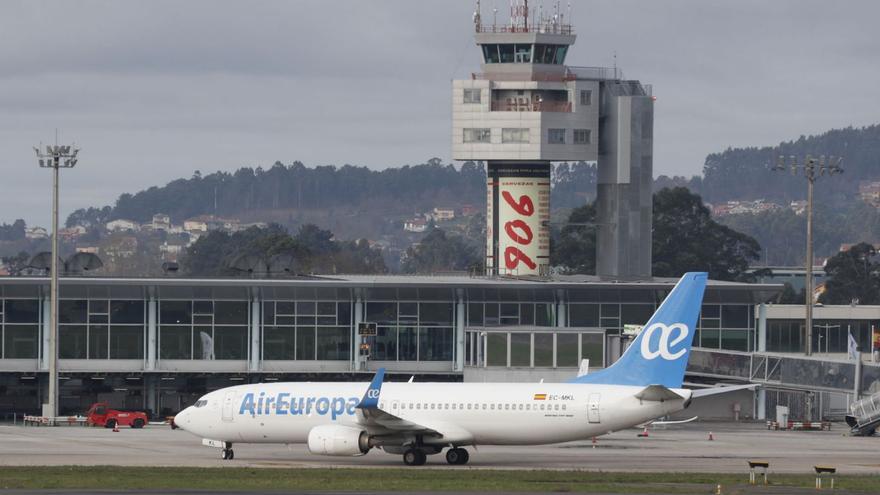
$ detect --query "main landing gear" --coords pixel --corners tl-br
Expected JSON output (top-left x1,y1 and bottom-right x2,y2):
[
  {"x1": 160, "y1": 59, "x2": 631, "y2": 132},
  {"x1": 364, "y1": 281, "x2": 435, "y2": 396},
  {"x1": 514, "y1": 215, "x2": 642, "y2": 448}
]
[
  {"x1": 403, "y1": 448, "x2": 427, "y2": 466},
  {"x1": 445, "y1": 447, "x2": 469, "y2": 465},
  {"x1": 221, "y1": 447, "x2": 235, "y2": 460}
]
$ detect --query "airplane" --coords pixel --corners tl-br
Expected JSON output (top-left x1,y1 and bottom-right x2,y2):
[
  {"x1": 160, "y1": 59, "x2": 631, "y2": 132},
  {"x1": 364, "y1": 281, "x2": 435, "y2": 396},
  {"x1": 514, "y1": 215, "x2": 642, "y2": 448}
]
[{"x1": 174, "y1": 272, "x2": 756, "y2": 466}]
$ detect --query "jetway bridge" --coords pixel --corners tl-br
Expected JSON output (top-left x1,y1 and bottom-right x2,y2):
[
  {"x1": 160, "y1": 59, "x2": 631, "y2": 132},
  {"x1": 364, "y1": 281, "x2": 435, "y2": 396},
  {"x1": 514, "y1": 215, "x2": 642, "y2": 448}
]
[
  {"x1": 687, "y1": 348, "x2": 880, "y2": 396},
  {"x1": 687, "y1": 348, "x2": 880, "y2": 421}
]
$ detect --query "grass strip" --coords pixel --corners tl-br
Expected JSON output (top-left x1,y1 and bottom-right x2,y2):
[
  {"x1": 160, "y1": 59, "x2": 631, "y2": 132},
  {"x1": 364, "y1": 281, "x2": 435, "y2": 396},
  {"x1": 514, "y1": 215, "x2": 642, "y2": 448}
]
[{"x1": 0, "y1": 467, "x2": 878, "y2": 493}]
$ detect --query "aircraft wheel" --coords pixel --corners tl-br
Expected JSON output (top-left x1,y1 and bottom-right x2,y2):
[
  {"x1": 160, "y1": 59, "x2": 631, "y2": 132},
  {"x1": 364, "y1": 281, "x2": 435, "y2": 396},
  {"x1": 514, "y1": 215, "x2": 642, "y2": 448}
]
[
  {"x1": 221, "y1": 448, "x2": 234, "y2": 460},
  {"x1": 403, "y1": 449, "x2": 426, "y2": 466},
  {"x1": 228, "y1": 449, "x2": 235, "y2": 460},
  {"x1": 446, "y1": 448, "x2": 469, "y2": 465}
]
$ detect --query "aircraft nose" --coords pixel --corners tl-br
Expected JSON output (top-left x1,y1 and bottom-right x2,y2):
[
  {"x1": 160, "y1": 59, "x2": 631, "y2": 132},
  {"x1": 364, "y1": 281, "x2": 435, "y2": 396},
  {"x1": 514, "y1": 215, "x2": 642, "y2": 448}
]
[{"x1": 174, "y1": 407, "x2": 192, "y2": 430}]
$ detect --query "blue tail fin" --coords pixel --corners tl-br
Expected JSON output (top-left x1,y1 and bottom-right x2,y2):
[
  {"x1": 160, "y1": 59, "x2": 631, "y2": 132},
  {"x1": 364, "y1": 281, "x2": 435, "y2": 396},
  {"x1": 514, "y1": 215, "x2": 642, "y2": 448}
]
[{"x1": 570, "y1": 272, "x2": 707, "y2": 388}]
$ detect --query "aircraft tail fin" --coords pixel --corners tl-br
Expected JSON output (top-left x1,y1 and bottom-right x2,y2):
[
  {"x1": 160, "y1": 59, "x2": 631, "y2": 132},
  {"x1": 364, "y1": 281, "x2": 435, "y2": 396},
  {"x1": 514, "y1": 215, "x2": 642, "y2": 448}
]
[{"x1": 570, "y1": 272, "x2": 707, "y2": 389}]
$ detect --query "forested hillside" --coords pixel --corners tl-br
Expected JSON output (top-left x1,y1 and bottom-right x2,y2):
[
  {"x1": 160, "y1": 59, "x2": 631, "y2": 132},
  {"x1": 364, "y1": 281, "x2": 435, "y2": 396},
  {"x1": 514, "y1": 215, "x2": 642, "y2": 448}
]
[
  {"x1": 701, "y1": 125, "x2": 880, "y2": 204},
  {"x1": 65, "y1": 160, "x2": 599, "y2": 241}
]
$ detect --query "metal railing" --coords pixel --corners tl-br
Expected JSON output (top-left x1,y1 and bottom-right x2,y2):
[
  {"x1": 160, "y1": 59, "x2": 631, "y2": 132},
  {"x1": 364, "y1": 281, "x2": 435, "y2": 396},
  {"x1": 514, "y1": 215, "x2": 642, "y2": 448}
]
[
  {"x1": 476, "y1": 23, "x2": 574, "y2": 35},
  {"x1": 566, "y1": 66, "x2": 624, "y2": 81},
  {"x1": 490, "y1": 100, "x2": 572, "y2": 112}
]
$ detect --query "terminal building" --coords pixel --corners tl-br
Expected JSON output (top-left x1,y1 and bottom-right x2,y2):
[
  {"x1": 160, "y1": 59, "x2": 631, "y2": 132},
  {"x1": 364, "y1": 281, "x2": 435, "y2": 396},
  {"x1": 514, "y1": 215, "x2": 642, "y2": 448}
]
[{"x1": 0, "y1": 275, "x2": 780, "y2": 418}]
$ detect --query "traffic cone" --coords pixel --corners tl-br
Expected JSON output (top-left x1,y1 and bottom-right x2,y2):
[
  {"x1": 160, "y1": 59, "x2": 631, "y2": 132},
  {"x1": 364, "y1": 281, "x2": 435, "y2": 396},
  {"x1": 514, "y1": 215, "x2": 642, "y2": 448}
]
[
  {"x1": 592, "y1": 437, "x2": 597, "y2": 448},
  {"x1": 637, "y1": 427, "x2": 649, "y2": 437},
  {"x1": 112, "y1": 422, "x2": 119, "y2": 433},
  {"x1": 708, "y1": 431, "x2": 714, "y2": 441}
]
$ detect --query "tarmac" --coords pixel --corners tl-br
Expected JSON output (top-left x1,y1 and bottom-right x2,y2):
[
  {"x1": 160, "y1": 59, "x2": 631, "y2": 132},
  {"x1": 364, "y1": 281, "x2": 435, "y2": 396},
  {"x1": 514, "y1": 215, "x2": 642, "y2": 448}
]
[{"x1": 0, "y1": 420, "x2": 878, "y2": 474}]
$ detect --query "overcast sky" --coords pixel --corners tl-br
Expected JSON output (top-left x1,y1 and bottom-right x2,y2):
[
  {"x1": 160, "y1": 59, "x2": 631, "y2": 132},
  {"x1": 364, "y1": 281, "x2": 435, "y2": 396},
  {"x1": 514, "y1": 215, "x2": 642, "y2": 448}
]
[{"x1": 1, "y1": 0, "x2": 878, "y2": 226}]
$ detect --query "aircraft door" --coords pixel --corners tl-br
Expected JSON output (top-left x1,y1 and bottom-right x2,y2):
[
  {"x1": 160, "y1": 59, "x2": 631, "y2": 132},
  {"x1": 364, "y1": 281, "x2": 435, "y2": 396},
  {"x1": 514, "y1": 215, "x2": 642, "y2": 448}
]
[
  {"x1": 587, "y1": 393, "x2": 600, "y2": 424},
  {"x1": 221, "y1": 391, "x2": 236, "y2": 422}
]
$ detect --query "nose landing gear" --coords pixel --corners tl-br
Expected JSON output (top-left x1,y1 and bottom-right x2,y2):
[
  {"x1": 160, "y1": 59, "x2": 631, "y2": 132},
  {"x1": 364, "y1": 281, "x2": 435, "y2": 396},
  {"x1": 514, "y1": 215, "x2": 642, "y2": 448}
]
[{"x1": 221, "y1": 447, "x2": 235, "y2": 460}]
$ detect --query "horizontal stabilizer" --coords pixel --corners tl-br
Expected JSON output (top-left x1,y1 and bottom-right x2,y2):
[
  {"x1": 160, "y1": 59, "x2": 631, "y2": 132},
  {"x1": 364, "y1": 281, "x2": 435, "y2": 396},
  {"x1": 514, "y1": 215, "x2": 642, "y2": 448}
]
[
  {"x1": 635, "y1": 384, "x2": 686, "y2": 402},
  {"x1": 691, "y1": 383, "x2": 759, "y2": 399}
]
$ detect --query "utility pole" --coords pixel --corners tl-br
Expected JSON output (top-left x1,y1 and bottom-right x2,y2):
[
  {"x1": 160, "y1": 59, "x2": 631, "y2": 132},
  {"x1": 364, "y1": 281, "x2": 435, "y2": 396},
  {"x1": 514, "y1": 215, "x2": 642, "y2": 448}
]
[
  {"x1": 773, "y1": 155, "x2": 842, "y2": 356},
  {"x1": 34, "y1": 143, "x2": 79, "y2": 421}
]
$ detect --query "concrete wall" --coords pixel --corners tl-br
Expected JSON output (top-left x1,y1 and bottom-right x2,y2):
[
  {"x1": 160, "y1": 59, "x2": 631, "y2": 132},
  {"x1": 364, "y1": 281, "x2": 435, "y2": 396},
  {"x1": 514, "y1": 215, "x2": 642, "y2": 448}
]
[
  {"x1": 670, "y1": 389, "x2": 756, "y2": 421},
  {"x1": 596, "y1": 86, "x2": 654, "y2": 280},
  {"x1": 452, "y1": 79, "x2": 599, "y2": 161}
]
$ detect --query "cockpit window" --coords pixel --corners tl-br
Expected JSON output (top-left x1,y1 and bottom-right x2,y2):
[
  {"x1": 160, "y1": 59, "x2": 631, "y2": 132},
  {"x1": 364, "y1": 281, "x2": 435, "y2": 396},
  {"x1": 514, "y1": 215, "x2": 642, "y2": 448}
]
[{"x1": 194, "y1": 399, "x2": 208, "y2": 408}]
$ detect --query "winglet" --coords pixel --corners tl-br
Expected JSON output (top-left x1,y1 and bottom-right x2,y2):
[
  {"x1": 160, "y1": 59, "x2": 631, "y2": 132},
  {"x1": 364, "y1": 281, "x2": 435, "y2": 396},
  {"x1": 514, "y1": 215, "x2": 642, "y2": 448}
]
[{"x1": 356, "y1": 368, "x2": 385, "y2": 409}]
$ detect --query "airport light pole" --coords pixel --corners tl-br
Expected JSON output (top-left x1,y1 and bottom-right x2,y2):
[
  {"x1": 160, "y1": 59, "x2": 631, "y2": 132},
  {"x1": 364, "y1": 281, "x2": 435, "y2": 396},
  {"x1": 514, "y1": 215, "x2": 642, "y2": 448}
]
[
  {"x1": 34, "y1": 143, "x2": 79, "y2": 420},
  {"x1": 773, "y1": 155, "x2": 842, "y2": 356}
]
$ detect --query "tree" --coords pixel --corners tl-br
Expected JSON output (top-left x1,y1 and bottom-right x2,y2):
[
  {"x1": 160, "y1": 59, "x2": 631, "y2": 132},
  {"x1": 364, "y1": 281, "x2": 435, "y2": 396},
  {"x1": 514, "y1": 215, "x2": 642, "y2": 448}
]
[
  {"x1": 0, "y1": 219, "x2": 26, "y2": 241},
  {"x1": 819, "y1": 243, "x2": 880, "y2": 305},
  {"x1": 402, "y1": 228, "x2": 481, "y2": 274},
  {"x1": 180, "y1": 223, "x2": 386, "y2": 276},
  {"x1": 551, "y1": 203, "x2": 597, "y2": 274},
  {"x1": 0, "y1": 251, "x2": 30, "y2": 275},
  {"x1": 652, "y1": 188, "x2": 761, "y2": 281}
]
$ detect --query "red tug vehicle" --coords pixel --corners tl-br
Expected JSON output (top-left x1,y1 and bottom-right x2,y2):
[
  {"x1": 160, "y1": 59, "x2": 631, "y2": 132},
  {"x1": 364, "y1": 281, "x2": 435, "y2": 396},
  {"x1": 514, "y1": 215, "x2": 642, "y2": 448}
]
[{"x1": 86, "y1": 402, "x2": 148, "y2": 429}]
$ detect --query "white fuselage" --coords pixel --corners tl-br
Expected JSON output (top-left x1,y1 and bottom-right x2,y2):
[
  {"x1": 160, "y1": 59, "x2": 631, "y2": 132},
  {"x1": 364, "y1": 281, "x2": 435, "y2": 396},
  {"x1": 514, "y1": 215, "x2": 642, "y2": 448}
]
[{"x1": 175, "y1": 381, "x2": 691, "y2": 447}]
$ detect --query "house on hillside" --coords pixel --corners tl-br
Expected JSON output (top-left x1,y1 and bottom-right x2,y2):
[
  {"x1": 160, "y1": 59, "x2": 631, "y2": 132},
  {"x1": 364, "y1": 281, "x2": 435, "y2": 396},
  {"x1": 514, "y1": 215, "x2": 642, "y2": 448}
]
[
  {"x1": 790, "y1": 200, "x2": 807, "y2": 216},
  {"x1": 184, "y1": 218, "x2": 209, "y2": 233},
  {"x1": 58, "y1": 226, "x2": 86, "y2": 241},
  {"x1": 151, "y1": 213, "x2": 171, "y2": 231},
  {"x1": 25, "y1": 227, "x2": 48, "y2": 240},
  {"x1": 432, "y1": 207, "x2": 455, "y2": 222},
  {"x1": 858, "y1": 181, "x2": 880, "y2": 208},
  {"x1": 404, "y1": 218, "x2": 428, "y2": 233},
  {"x1": 106, "y1": 219, "x2": 139, "y2": 232},
  {"x1": 104, "y1": 236, "x2": 138, "y2": 258},
  {"x1": 460, "y1": 204, "x2": 480, "y2": 217},
  {"x1": 76, "y1": 246, "x2": 99, "y2": 254}
]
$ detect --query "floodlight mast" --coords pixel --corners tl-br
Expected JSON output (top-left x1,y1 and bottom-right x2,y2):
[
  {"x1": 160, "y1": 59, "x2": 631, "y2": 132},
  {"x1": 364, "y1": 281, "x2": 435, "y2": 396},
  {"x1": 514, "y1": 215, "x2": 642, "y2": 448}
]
[
  {"x1": 772, "y1": 154, "x2": 842, "y2": 357},
  {"x1": 34, "y1": 143, "x2": 79, "y2": 422}
]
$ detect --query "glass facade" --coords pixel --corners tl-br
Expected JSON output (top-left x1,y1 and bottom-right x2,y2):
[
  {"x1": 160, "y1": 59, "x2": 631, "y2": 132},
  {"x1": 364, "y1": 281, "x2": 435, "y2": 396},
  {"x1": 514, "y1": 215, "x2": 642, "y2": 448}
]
[
  {"x1": 480, "y1": 44, "x2": 568, "y2": 64},
  {"x1": 0, "y1": 281, "x2": 768, "y2": 371},
  {"x1": 767, "y1": 319, "x2": 878, "y2": 353},
  {"x1": 159, "y1": 300, "x2": 248, "y2": 360},
  {"x1": 59, "y1": 299, "x2": 145, "y2": 359},
  {"x1": 364, "y1": 288, "x2": 454, "y2": 362},
  {"x1": 262, "y1": 299, "x2": 351, "y2": 361},
  {"x1": 465, "y1": 329, "x2": 604, "y2": 369},
  {"x1": 1, "y1": 299, "x2": 40, "y2": 359}
]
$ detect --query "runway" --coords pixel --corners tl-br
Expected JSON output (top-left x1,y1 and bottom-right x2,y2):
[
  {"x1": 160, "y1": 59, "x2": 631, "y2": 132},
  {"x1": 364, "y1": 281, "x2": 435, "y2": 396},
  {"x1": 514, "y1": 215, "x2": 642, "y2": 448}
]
[{"x1": 1, "y1": 421, "x2": 878, "y2": 474}]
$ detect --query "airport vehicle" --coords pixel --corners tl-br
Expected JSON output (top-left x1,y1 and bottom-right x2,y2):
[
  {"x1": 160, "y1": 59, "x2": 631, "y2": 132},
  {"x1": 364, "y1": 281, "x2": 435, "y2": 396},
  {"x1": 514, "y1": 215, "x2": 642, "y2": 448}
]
[
  {"x1": 86, "y1": 402, "x2": 148, "y2": 429},
  {"x1": 846, "y1": 390, "x2": 880, "y2": 436},
  {"x1": 174, "y1": 272, "x2": 755, "y2": 465}
]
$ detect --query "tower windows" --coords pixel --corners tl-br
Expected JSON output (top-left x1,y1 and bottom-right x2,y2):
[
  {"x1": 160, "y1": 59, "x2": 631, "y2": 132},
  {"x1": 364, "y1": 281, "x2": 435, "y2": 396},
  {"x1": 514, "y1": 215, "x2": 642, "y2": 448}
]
[
  {"x1": 501, "y1": 128, "x2": 529, "y2": 143},
  {"x1": 547, "y1": 128, "x2": 566, "y2": 144},
  {"x1": 580, "y1": 90, "x2": 592, "y2": 106},
  {"x1": 574, "y1": 129, "x2": 591, "y2": 145},
  {"x1": 480, "y1": 44, "x2": 566, "y2": 64},
  {"x1": 463, "y1": 128, "x2": 491, "y2": 143},
  {"x1": 463, "y1": 89, "x2": 481, "y2": 104}
]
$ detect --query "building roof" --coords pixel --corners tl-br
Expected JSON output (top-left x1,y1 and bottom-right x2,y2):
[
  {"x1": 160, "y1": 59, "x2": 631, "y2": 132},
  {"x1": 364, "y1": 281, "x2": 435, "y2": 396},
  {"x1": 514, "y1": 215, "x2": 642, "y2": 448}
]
[{"x1": 0, "y1": 274, "x2": 782, "y2": 303}]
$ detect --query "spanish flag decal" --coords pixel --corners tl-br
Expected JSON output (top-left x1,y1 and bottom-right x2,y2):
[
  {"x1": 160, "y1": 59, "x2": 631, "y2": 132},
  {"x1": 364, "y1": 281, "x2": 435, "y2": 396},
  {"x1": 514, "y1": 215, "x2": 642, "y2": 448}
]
[{"x1": 533, "y1": 393, "x2": 547, "y2": 401}]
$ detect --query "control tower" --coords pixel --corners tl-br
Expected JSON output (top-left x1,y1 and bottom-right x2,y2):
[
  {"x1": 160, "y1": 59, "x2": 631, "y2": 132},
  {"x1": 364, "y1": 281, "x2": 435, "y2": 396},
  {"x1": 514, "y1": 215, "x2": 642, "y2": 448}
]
[{"x1": 452, "y1": 1, "x2": 654, "y2": 279}]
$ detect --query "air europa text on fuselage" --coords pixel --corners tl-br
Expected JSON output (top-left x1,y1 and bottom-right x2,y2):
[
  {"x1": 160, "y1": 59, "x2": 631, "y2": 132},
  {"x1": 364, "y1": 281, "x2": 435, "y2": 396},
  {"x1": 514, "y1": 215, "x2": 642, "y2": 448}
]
[{"x1": 238, "y1": 392, "x2": 360, "y2": 420}]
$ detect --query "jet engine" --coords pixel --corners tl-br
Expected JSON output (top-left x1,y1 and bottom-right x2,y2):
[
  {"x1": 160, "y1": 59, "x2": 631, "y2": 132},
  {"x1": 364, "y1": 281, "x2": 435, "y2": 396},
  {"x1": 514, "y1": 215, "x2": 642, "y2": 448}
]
[{"x1": 307, "y1": 425, "x2": 371, "y2": 456}]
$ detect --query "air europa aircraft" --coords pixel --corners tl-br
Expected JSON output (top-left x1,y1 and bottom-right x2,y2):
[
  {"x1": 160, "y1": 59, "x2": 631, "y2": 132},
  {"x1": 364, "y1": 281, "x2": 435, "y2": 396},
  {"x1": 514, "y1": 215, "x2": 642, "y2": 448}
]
[{"x1": 174, "y1": 272, "x2": 755, "y2": 466}]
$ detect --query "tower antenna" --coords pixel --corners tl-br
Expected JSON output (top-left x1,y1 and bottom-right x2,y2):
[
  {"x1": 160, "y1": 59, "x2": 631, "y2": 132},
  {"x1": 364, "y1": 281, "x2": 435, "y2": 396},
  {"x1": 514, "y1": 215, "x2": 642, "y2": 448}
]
[{"x1": 474, "y1": 0, "x2": 482, "y2": 32}]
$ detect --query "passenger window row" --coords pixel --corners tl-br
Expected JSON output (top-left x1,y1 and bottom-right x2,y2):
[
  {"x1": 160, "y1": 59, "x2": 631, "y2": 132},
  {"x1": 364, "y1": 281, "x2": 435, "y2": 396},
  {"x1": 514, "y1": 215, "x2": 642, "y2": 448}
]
[{"x1": 382, "y1": 402, "x2": 565, "y2": 412}]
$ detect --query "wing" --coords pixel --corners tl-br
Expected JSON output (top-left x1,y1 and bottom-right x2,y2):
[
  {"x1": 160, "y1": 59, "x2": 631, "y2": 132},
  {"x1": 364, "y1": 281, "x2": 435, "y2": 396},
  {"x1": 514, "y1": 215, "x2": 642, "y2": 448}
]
[{"x1": 354, "y1": 369, "x2": 473, "y2": 444}]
